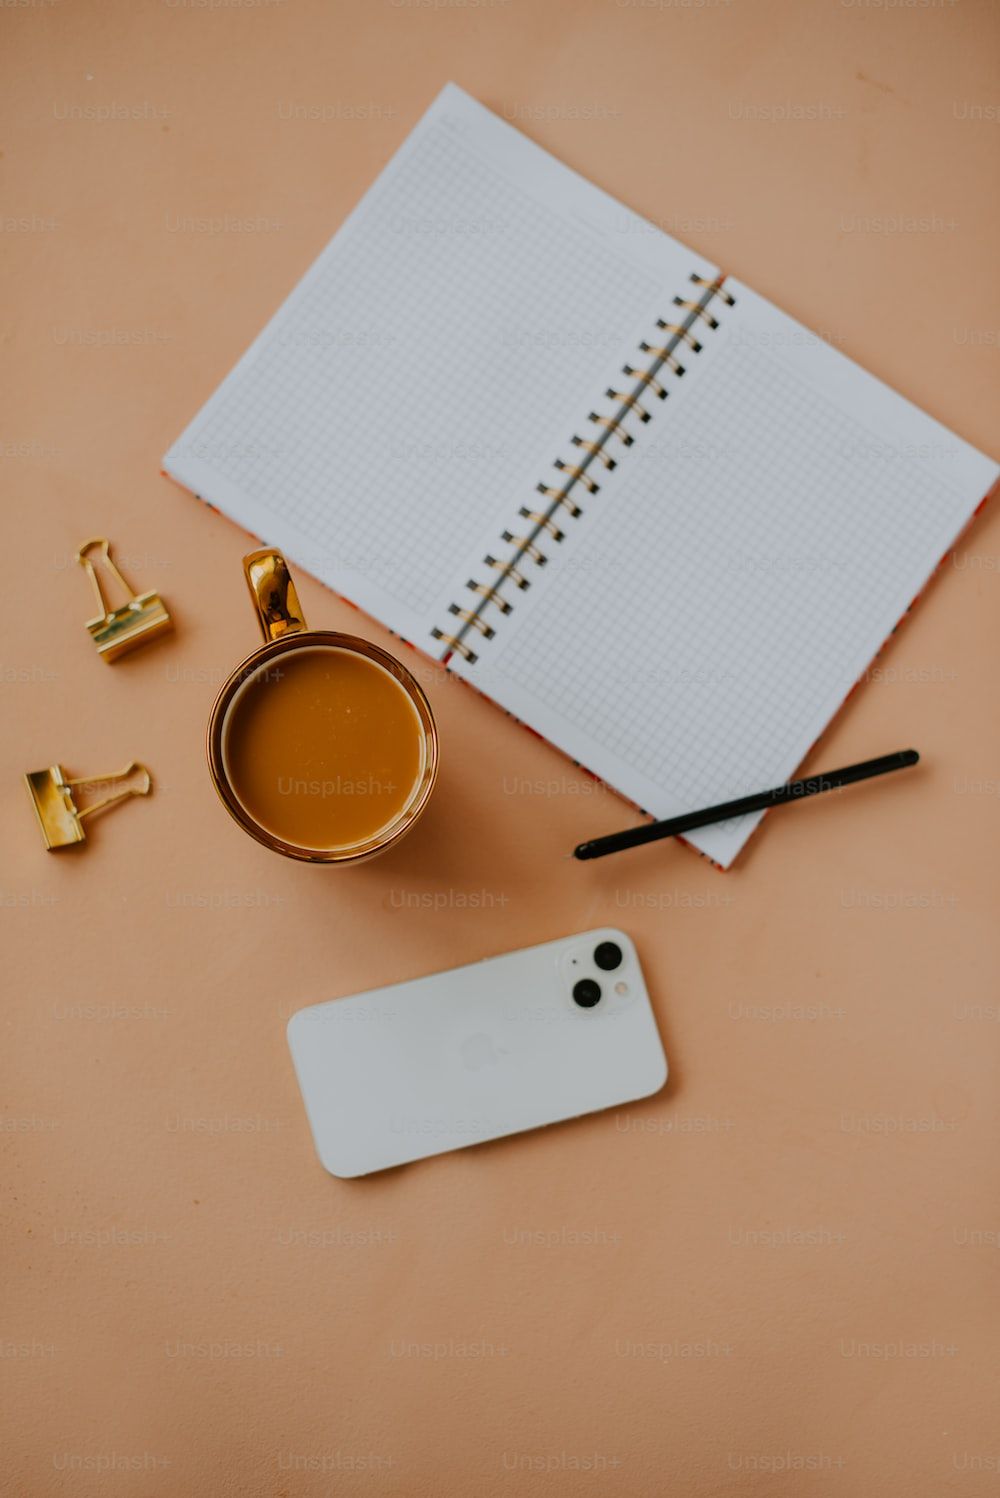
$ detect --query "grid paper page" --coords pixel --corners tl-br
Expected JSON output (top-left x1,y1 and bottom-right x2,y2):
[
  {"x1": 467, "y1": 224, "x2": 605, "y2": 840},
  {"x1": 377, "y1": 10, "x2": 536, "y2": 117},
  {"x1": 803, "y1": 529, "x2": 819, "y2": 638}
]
[
  {"x1": 461, "y1": 286, "x2": 996, "y2": 866},
  {"x1": 164, "y1": 86, "x2": 709, "y2": 648}
]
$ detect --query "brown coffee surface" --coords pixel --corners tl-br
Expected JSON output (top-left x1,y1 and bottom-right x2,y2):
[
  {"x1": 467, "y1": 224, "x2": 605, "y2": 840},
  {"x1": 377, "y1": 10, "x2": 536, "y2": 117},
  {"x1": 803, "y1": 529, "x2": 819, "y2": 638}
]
[{"x1": 223, "y1": 646, "x2": 424, "y2": 850}]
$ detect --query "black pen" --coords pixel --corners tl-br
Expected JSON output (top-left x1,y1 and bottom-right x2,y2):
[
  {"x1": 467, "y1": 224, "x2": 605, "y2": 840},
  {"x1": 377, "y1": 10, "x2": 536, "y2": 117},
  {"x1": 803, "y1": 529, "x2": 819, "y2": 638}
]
[{"x1": 573, "y1": 749, "x2": 920, "y2": 861}]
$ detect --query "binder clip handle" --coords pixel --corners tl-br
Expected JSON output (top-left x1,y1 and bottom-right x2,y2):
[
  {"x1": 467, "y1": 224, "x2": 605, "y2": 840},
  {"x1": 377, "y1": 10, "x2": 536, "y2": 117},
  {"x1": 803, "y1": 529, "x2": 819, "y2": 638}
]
[
  {"x1": 71, "y1": 761, "x2": 152, "y2": 822},
  {"x1": 76, "y1": 536, "x2": 136, "y2": 619}
]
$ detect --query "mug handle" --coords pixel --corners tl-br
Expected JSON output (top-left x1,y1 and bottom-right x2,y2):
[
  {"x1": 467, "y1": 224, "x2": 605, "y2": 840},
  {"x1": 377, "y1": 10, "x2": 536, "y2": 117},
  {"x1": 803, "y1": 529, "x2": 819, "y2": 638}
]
[{"x1": 243, "y1": 549, "x2": 308, "y2": 642}]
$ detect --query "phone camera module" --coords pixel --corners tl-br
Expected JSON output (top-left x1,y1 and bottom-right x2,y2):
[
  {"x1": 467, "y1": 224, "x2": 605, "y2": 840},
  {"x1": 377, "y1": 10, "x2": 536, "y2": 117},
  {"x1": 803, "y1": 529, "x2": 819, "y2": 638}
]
[
  {"x1": 593, "y1": 941, "x2": 623, "y2": 972},
  {"x1": 572, "y1": 978, "x2": 602, "y2": 1009}
]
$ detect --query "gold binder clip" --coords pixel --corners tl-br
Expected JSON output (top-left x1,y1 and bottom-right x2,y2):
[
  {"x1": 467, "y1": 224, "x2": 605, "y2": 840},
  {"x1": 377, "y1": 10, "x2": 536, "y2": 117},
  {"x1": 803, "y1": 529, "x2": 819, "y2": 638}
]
[
  {"x1": 24, "y1": 761, "x2": 152, "y2": 850},
  {"x1": 76, "y1": 538, "x2": 172, "y2": 662}
]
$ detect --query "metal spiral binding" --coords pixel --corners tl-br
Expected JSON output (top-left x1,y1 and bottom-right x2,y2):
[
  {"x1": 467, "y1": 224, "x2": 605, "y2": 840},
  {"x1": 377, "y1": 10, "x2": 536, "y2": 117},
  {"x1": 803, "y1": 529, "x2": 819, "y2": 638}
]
[{"x1": 431, "y1": 272, "x2": 734, "y2": 663}]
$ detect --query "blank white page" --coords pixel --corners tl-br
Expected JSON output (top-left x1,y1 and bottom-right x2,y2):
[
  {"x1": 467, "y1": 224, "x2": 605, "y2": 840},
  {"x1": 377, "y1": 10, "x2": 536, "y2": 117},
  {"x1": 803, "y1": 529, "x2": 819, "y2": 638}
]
[
  {"x1": 450, "y1": 282, "x2": 997, "y2": 866},
  {"x1": 164, "y1": 83, "x2": 717, "y2": 648}
]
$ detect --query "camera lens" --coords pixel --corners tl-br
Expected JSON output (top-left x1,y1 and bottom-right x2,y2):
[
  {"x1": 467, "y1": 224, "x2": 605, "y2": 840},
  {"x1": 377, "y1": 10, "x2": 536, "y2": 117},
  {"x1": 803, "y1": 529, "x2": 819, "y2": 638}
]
[
  {"x1": 572, "y1": 978, "x2": 602, "y2": 1008},
  {"x1": 594, "y1": 941, "x2": 623, "y2": 972}
]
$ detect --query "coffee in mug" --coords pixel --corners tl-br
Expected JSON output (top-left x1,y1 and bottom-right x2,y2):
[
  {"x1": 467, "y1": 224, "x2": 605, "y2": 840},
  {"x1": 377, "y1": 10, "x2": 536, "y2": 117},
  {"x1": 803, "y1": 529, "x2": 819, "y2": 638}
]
[{"x1": 222, "y1": 646, "x2": 425, "y2": 851}]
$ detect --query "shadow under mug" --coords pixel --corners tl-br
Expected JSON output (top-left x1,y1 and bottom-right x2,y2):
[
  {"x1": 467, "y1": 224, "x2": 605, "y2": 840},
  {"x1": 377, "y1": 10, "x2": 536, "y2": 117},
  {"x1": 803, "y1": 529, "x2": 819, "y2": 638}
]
[{"x1": 207, "y1": 549, "x2": 439, "y2": 863}]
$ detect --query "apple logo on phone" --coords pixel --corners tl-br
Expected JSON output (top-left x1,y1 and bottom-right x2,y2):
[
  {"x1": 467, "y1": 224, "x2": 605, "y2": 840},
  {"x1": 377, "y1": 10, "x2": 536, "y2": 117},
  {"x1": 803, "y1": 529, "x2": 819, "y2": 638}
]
[{"x1": 460, "y1": 1033, "x2": 504, "y2": 1070}]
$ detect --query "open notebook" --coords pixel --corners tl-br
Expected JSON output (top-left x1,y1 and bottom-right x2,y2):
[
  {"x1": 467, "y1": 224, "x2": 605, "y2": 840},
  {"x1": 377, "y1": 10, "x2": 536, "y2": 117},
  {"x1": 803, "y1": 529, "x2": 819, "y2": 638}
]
[{"x1": 165, "y1": 83, "x2": 997, "y2": 867}]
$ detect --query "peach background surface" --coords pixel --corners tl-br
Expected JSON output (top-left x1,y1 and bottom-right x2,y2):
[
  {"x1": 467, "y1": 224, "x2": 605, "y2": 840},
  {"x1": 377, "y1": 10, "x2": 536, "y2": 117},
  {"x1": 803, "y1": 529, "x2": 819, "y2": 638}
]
[{"x1": 3, "y1": 1, "x2": 999, "y2": 1494}]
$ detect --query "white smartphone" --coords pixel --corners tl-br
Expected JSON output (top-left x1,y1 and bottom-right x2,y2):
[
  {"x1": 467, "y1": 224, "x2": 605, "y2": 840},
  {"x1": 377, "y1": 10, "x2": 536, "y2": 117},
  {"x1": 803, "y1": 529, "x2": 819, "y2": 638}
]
[{"x1": 287, "y1": 928, "x2": 667, "y2": 1177}]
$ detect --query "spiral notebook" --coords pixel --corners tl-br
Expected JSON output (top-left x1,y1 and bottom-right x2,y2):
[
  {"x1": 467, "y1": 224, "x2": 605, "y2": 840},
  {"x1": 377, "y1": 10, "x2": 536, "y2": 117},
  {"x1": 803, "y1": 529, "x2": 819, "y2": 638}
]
[{"x1": 164, "y1": 83, "x2": 997, "y2": 867}]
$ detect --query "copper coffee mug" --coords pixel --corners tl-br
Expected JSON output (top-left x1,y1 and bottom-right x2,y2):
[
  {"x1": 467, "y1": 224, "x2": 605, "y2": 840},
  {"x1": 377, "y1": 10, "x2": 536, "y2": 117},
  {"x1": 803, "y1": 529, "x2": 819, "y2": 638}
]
[{"x1": 207, "y1": 550, "x2": 439, "y2": 863}]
